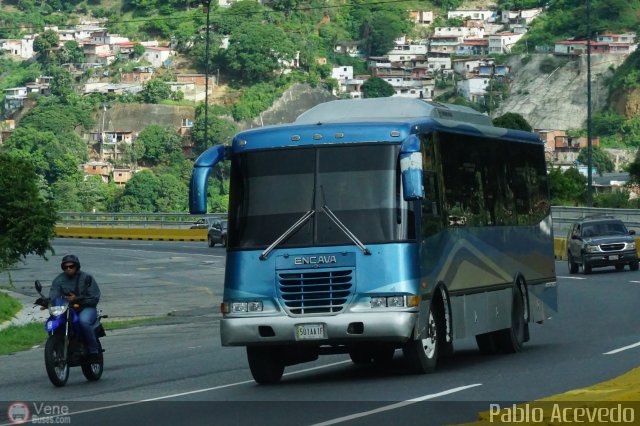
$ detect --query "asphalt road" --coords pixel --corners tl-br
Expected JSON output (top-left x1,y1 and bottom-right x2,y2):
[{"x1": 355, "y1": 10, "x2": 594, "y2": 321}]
[{"x1": 1, "y1": 239, "x2": 640, "y2": 425}]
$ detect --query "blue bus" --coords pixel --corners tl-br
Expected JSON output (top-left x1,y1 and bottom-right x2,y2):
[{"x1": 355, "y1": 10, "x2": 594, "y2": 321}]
[{"x1": 189, "y1": 98, "x2": 557, "y2": 384}]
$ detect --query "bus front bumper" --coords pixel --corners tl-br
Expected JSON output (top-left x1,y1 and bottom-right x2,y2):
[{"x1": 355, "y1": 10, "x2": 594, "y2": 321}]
[{"x1": 220, "y1": 311, "x2": 418, "y2": 346}]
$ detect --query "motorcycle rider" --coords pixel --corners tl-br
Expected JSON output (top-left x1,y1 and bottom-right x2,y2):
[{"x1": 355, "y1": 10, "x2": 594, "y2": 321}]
[{"x1": 50, "y1": 254, "x2": 101, "y2": 361}]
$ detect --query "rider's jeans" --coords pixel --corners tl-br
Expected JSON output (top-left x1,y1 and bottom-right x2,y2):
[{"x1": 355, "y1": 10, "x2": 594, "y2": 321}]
[{"x1": 79, "y1": 307, "x2": 98, "y2": 354}]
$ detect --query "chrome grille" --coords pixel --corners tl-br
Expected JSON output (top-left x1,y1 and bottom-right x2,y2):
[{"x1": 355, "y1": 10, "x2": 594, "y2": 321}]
[
  {"x1": 600, "y1": 243, "x2": 625, "y2": 251},
  {"x1": 278, "y1": 269, "x2": 353, "y2": 315}
]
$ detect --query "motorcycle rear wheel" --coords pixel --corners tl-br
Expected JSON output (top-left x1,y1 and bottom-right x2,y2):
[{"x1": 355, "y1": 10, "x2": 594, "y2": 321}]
[
  {"x1": 44, "y1": 336, "x2": 69, "y2": 387},
  {"x1": 81, "y1": 342, "x2": 104, "y2": 381}
]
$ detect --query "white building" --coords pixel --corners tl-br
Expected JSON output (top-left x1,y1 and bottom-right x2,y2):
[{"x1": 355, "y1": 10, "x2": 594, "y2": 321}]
[
  {"x1": 332, "y1": 66, "x2": 354, "y2": 82},
  {"x1": 457, "y1": 77, "x2": 490, "y2": 103},
  {"x1": 91, "y1": 31, "x2": 130, "y2": 45},
  {"x1": 447, "y1": 10, "x2": 495, "y2": 21},
  {"x1": 434, "y1": 27, "x2": 485, "y2": 39},
  {"x1": 142, "y1": 47, "x2": 175, "y2": 68},
  {"x1": 488, "y1": 32, "x2": 524, "y2": 54},
  {"x1": 409, "y1": 10, "x2": 434, "y2": 26},
  {"x1": 0, "y1": 36, "x2": 35, "y2": 59},
  {"x1": 387, "y1": 44, "x2": 428, "y2": 62}
]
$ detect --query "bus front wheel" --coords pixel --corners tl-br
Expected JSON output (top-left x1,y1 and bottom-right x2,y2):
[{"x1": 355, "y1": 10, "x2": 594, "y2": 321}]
[
  {"x1": 402, "y1": 303, "x2": 443, "y2": 374},
  {"x1": 247, "y1": 346, "x2": 284, "y2": 384}
]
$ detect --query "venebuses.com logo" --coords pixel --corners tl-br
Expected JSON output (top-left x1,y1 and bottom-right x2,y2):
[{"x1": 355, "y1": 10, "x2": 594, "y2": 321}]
[{"x1": 6, "y1": 401, "x2": 71, "y2": 424}]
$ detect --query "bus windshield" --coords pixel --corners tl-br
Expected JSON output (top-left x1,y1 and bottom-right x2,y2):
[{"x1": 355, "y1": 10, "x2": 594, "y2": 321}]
[{"x1": 227, "y1": 143, "x2": 415, "y2": 249}]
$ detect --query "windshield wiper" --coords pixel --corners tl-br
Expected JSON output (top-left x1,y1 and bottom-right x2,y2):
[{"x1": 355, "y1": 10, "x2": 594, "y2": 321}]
[
  {"x1": 259, "y1": 210, "x2": 315, "y2": 261},
  {"x1": 322, "y1": 204, "x2": 371, "y2": 255}
]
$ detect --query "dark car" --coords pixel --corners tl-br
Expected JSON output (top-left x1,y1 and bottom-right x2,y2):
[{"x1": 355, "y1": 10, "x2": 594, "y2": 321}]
[
  {"x1": 190, "y1": 218, "x2": 210, "y2": 229},
  {"x1": 567, "y1": 217, "x2": 639, "y2": 274},
  {"x1": 207, "y1": 219, "x2": 228, "y2": 247}
]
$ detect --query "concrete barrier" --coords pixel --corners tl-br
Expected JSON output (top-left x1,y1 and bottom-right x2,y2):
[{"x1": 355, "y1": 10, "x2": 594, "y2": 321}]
[{"x1": 55, "y1": 227, "x2": 207, "y2": 241}]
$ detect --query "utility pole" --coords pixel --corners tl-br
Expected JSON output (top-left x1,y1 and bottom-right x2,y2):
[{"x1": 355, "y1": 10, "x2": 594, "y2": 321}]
[
  {"x1": 586, "y1": 0, "x2": 593, "y2": 206},
  {"x1": 202, "y1": 0, "x2": 211, "y2": 148}
]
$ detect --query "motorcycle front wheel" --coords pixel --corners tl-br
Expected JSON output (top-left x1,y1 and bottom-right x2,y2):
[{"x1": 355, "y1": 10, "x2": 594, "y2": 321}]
[
  {"x1": 44, "y1": 336, "x2": 69, "y2": 387},
  {"x1": 81, "y1": 341, "x2": 103, "y2": 381}
]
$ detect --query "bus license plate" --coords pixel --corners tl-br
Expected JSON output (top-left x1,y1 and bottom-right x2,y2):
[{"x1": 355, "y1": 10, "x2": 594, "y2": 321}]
[{"x1": 296, "y1": 324, "x2": 325, "y2": 340}]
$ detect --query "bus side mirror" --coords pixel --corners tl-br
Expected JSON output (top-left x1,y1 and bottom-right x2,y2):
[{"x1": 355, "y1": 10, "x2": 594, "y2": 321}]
[{"x1": 400, "y1": 134, "x2": 424, "y2": 201}]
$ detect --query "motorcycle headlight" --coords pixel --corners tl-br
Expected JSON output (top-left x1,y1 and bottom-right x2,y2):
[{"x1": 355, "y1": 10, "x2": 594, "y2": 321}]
[{"x1": 49, "y1": 304, "x2": 68, "y2": 316}]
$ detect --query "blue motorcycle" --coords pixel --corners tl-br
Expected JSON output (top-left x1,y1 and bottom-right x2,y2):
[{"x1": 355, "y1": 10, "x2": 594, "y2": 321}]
[{"x1": 34, "y1": 280, "x2": 107, "y2": 387}]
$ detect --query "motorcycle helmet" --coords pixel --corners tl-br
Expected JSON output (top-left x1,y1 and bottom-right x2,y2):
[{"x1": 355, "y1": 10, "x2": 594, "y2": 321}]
[{"x1": 60, "y1": 254, "x2": 81, "y2": 271}]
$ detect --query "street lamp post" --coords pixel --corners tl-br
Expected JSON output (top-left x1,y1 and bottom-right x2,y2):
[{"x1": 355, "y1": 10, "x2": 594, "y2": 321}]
[
  {"x1": 586, "y1": 0, "x2": 593, "y2": 206},
  {"x1": 202, "y1": 0, "x2": 211, "y2": 148}
]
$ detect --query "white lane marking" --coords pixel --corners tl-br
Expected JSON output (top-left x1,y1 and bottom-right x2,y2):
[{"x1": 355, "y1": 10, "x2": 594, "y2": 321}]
[
  {"x1": 0, "y1": 360, "x2": 352, "y2": 426},
  {"x1": 557, "y1": 276, "x2": 586, "y2": 280},
  {"x1": 131, "y1": 243, "x2": 153, "y2": 246},
  {"x1": 629, "y1": 281, "x2": 640, "y2": 284},
  {"x1": 310, "y1": 383, "x2": 483, "y2": 426},
  {"x1": 604, "y1": 341, "x2": 640, "y2": 355}
]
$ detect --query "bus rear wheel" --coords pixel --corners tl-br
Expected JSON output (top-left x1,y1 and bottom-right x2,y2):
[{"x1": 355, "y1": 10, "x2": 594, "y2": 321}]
[
  {"x1": 402, "y1": 303, "x2": 443, "y2": 374},
  {"x1": 247, "y1": 346, "x2": 284, "y2": 384},
  {"x1": 494, "y1": 285, "x2": 526, "y2": 353}
]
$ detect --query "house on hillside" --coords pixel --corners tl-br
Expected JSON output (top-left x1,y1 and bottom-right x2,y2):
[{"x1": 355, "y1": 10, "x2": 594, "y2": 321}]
[
  {"x1": 429, "y1": 35, "x2": 462, "y2": 53},
  {"x1": 456, "y1": 38, "x2": 489, "y2": 56},
  {"x1": 3, "y1": 87, "x2": 27, "y2": 116},
  {"x1": 143, "y1": 46, "x2": 175, "y2": 68},
  {"x1": 0, "y1": 35, "x2": 35, "y2": 59},
  {"x1": 409, "y1": 10, "x2": 434, "y2": 26},
  {"x1": 488, "y1": 32, "x2": 523, "y2": 54},
  {"x1": 447, "y1": 9, "x2": 494, "y2": 22},
  {"x1": 113, "y1": 168, "x2": 134, "y2": 186},
  {"x1": 83, "y1": 161, "x2": 113, "y2": 184}
]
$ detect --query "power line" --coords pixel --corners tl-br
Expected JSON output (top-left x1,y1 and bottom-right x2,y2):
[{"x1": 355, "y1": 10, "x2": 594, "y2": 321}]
[{"x1": 0, "y1": 0, "x2": 414, "y2": 32}]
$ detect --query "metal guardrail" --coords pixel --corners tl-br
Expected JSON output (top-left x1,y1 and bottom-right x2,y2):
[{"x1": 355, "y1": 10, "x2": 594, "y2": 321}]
[
  {"x1": 58, "y1": 212, "x2": 227, "y2": 229},
  {"x1": 61, "y1": 208, "x2": 640, "y2": 234},
  {"x1": 551, "y1": 206, "x2": 640, "y2": 237}
]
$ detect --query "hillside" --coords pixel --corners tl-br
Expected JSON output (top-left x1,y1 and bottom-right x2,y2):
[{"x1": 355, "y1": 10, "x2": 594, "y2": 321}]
[{"x1": 496, "y1": 53, "x2": 627, "y2": 130}]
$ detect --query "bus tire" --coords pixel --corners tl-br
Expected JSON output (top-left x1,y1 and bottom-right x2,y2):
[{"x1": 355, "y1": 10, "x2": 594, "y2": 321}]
[
  {"x1": 246, "y1": 346, "x2": 284, "y2": 384},
  {"x1": 494, "y1": 285, "x2": 526, "y2": 354},
  {"x1": 402, "y1": 302, "x2": 442, "y2": 374}
]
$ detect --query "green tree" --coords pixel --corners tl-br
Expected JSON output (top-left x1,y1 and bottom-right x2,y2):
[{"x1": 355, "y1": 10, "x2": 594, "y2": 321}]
[
  {"x1": 115, "y1": 170, "x2": 161, "y2": 212},
  {"x1": 57, "y1": 40, "x2": 85, "y2": 65},
  {"x1": 0, "y1": 153, "x2": 58, "y2": 270},
  {"x1": 136, "y1": 125, "x2": 184, "y2": 165},
  {"x1": 362, "y1": 77, "x2": 395, "y2": 98},
  {"x1": 577, "y1": 146, "x2": 615, "y2": 176},
  {"x1": 548, "y1": 167, "x2": 587, "y2": 205},
  {"x1": 140, "y1": 79, "x2": 172, "y2": 103},
  {"x1": 493, "y1": 112, "x2": 533, "y2": 131},
  {"x1": 361, "y1": 11, "x2": 409, "y2": 57},
  {"x1": 225, "y1": 25, "x2": 297, "y2": 83},
  {"x1": 155, "y1": 173, "x2": 188, "y2": 212},
  {"x1": 191, "y1": 114, "x2": 237, "y2": 155},
  {"x1": 33, "y1": 29, "x2": 60, "y2": 64},
  {"x1": 132, "y1": 43, "x2": 146, "y2": 58}
]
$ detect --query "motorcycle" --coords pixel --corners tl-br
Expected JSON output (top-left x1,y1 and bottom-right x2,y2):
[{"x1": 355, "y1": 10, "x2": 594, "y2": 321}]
[{"x1": 34, "y1": 280, "x2": 107, "y2": 387}]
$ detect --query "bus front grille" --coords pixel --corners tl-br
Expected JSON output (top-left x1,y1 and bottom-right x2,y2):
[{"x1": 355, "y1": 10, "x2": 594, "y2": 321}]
[{"x1": 277, "y1": 269, "x2": 353, "y2": 315}]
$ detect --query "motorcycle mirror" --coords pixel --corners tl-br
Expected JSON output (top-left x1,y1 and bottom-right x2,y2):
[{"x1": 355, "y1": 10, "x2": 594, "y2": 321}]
[{"x1": 35, "y1": 280, "x2": 42, "y2": 293}]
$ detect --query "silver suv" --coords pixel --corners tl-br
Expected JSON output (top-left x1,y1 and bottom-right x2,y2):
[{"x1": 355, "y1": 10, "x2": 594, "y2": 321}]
[{"x1": 567, "y1": 217, "x2": 639, "y2": 274}]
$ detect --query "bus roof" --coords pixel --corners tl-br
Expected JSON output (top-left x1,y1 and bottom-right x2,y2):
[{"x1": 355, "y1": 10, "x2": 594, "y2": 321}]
[
  {"x1": 294, "y1": 98, "x2": 493, "y2": 127},
  {"x1": 231, "y1": 98, "x2": 542, "y2": 151}
]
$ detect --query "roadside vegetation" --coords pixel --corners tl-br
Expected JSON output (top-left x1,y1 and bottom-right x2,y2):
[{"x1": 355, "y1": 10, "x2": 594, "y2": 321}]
[{"x1": 0, "y1": 291, "x2": 168, "y2": 355}]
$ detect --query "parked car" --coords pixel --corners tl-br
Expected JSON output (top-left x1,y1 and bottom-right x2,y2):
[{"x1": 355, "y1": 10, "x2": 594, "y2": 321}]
[
  {"x1": 207, "y1": 219, "x2": 228, "y2": 247},
  {"x1": 566, "y1": 216, "x2": 639, "y2": 274}
]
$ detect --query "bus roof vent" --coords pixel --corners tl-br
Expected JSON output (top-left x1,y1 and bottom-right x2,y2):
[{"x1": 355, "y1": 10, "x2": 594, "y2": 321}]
[{"x1": 294, "y1": 98, "x2": 493, "y2": 127}]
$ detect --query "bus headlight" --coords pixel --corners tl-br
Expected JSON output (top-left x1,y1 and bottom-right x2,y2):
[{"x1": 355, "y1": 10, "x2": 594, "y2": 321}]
[
  {"x1": 221, "y1": 301, "x2": 263, "y2": 314},
  {"x1": 370, "y1": 295, "x2": 417, "y2": 308}
]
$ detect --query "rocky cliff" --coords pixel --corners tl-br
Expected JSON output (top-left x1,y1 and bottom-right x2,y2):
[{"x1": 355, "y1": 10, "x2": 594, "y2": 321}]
[{"x1": 496, "y1": 53, "x2": 627, "y2": 130}]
